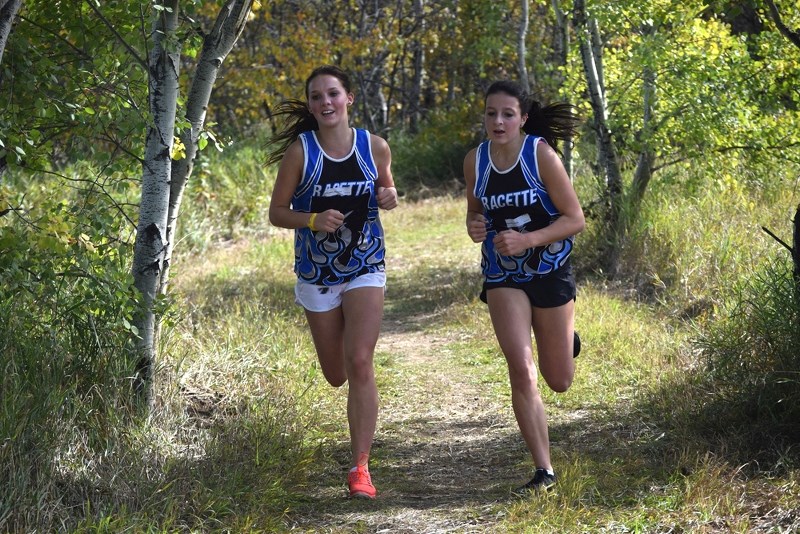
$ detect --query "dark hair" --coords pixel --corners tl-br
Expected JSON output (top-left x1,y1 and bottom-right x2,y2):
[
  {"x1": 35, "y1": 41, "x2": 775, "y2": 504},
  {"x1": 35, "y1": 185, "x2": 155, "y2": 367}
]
[
  {"x1": 265, "y1": 65, "x2": 353, "y2": 166},
  {"x1": 485, "y1": 80, "x2": 580, "y2": 154}
]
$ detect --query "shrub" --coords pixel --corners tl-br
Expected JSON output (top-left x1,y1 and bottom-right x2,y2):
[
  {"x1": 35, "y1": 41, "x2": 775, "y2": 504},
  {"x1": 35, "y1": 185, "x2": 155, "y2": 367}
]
[
  {"x1": 697, "y1": 255, "x2": 800, "y2": 440},
  {"x1": 179, "y1": 132, "x2": 277, "y2": 252},
  {"x1": 390, "y1": 105, "x2": 479, "y2": 198},
  {"x1": 0, "y1": 181, "x2": 139, "y2": 528}
]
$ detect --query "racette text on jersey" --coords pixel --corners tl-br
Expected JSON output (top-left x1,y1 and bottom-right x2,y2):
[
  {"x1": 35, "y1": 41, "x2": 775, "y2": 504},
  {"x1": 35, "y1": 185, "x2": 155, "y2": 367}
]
[
  {"x1": 314, "y1": 180, "x2": 373, "y2": 198},
  {"x1": 480, "y1": 188, "x2": 540, "y2": 211}
]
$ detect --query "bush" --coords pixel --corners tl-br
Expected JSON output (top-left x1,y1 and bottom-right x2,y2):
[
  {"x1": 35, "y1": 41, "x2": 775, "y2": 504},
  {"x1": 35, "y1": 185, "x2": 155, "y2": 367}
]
[
  {"x1": 390, "y1": 105, "x2": 479, "y2": 198},
  {"x1": 0, "y1": 181, "x2": 140, "y2": 528},
  {"x1": 179, "y1": 131, "x2": 277, "y2": 252},
  {"x1": 697, "y1": 255, "x2": 800, "y2": 439},
  {"x1": 578, "y1": 161, "x2": 788, "y2": 312}
]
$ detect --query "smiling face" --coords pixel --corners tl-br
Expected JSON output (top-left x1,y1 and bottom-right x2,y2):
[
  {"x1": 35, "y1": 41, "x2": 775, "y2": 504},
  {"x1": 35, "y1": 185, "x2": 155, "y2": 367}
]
[
  {"x1": 484, "y1": 92, "x2": 527, "y2": 145},
  {"x1": 306, "y1": 74, "x2": 354, "y2": 127}
]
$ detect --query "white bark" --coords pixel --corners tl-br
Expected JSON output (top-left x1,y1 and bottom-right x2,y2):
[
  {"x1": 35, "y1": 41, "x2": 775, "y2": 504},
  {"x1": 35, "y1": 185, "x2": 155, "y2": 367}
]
[
  {"x1": 551, "y1": 0, "x2": 572, "y2": 178},
  {"x1": 573, "y1": 0, "x2": 624, "y2": 274},
  {"x1": 574, "y1": 0, "x2": 619, "y2": 188},
  {"x1": 517, "y1": 0, "x2": 530, "y2": 93},
  {"x1": 632, "y1": 56, "x2": 656, "y2": 206},
  {"x1": 0, "y1": 0, "x2": 22, "y2": 74},
  {"x1": 131, "y1": 0, "x2": 254, "y2": 405},
  {"x1": 131, "y1": 0, "x2": 181, "y2": 404},
  {"x1": 160, "y1": 0, "x2": 255, "y2": 296},
  {"x1": 589, "y1": 18, "x2": 605, "y2": 93}
]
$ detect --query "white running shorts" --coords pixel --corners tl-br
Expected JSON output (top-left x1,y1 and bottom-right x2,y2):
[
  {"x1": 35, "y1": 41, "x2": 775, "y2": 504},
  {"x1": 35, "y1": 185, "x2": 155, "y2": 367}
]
[{"x1": 294, "y1": 271, "x2": 386, "y2": 312}]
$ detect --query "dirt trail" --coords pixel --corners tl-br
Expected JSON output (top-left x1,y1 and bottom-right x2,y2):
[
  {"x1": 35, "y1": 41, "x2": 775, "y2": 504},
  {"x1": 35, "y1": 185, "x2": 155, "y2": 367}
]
[{"x1": 286, "y1": 314, "x2": 530, "y2": 533}]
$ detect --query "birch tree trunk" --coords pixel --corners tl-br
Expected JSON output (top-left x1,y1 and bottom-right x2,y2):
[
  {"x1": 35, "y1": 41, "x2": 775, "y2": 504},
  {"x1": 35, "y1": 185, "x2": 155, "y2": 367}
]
[
  {"x1": 573, "y1": 0, "x2": 624, "y2": 275},
  {"x1": 551, "y1": 0, "x2": 572, "y2": 178},
  {"x1": 0, "y1": 0, "x2": 22, "y2": 181},
  {"x1": 409, "y1": 0, "x2": 424, "y2": 134},
  {"x1": 0, "y1": 0, "x2": 21, "y2": 68},
  {"x1": 131, "y1": 0, "x2": 254, "y2": 406},
  {"x1": 132, "y1": 0, "x2": 180, "y2": 406},
  {"x1": 160, "y1": 0, "x2": 255, "y2": 297},
  {"x1": 517, "y1": 0, "x2": 530, "y2": 93},
  {"x1": 631, "y1": 45, "x2": 656, "y2": 214}
]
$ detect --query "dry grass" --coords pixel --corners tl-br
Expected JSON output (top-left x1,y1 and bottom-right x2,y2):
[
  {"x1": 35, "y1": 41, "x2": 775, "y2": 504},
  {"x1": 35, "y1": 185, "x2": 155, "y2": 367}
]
[
  {"x1": 219, "y1": 195, "x2": 800, "y2": 533},
  {"x1": 25, "y1": 192, "x2": 795, "y2": 533}
]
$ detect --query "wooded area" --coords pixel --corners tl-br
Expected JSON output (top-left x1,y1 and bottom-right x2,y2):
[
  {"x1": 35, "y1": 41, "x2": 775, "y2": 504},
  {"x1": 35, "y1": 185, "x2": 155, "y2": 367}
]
[
  {"x1": 0, "y1": 0, "x2": 798, "y2": 415},
  {"x1": 2, "y1": 1, "x2": 800, "y2": 531}
]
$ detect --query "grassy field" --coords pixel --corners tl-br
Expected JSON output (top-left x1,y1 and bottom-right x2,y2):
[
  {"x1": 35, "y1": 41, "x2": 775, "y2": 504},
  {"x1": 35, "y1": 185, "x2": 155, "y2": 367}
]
[
  {"x1": 151, "y1": 192, "x2": 798, "y2": 532},
  {"x1": 3, "y1": 147, "x2": 800, "y2": 532}
]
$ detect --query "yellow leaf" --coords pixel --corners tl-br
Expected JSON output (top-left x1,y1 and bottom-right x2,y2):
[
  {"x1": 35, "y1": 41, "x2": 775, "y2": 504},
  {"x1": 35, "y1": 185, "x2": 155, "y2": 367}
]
[{"x1": 171, "y1": 138, "x2": 186, "y2": 160}]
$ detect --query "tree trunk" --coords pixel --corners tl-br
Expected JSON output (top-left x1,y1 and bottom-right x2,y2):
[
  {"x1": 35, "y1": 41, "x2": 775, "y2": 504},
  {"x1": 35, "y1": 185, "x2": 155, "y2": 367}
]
[
  {"x1": 551, "y1": 0, "x2": 572, "y2": 178},
  {"x1": 766, "y1": 0, "x2": 800, "y2": 290},
  {"x1": 590, "y1": 18, "x2": 605, "y2": 91},
  {"x1": 517, "y1": 0, "x2": 530, "y2": 93},
  {"x1": 630, "y1": 33, "x2": 656, "y2": 217},
  {"x1": 132, "y1": 0, "x2": 180, "y2": 407},
  {"x1": 160, "y1": 0, "x2": 255, "y2": 297},
  {"x1": 409, "y1": 0, "x2": 424, "y2": 134},
  {"x1": 573, "y1": 0, "x2": 624, "y2": 275},
  {"x1": 128, "y1": 0, "x2": 255, "y2": 407},
  {"x1": 765, "y1": 0, "x2": 800, "y2": 48},
  {"x1": 794, "y1": 204, "x2": 800, "y2": 287},
  {"x1": 0, "y1": 0, "x2": 15, "y2": 183},
  {"x1": 0, "y1": 0, "x2": 22, "y2": 69}
]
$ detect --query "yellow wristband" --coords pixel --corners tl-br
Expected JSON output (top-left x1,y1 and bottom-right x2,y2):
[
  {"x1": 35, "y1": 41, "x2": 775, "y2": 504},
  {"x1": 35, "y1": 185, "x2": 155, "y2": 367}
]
[{"x1": 307, "y1": 212, "x2": 318, "y2": 231}]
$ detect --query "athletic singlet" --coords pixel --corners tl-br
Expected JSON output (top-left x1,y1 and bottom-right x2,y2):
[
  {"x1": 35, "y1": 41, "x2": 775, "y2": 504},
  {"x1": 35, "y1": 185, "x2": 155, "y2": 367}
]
[
  {"x1": 473, "y1": 135, "x2": 573, "y2": 282},
  {"x1": 291, "y1": 128, "x2": 385, "y2": 285}
]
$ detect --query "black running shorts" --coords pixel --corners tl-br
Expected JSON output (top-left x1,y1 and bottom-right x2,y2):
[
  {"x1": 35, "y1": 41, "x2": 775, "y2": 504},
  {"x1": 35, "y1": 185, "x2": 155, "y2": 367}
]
[{"x1": 480, "y1": 262, "x2": 576, "y2": 308}]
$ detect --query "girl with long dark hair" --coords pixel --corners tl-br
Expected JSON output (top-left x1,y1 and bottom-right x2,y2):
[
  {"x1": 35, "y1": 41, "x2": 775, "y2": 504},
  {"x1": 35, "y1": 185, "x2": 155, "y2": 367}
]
[
  {"x1": 268, "y1": 65, "x2": 398, "y2": 499},
  {"x1": 463, "y1": 80, "x2": 584, "y2": 494}
]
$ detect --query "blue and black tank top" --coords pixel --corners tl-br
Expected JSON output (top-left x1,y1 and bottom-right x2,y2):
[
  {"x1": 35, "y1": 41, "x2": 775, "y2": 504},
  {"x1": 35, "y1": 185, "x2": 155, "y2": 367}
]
[
  {"x1": 473, "y1": 135, "x2": 573, "y2": 283},
  {"x1": 291, "y1": 128, "x2": 385, "y2": 285}
]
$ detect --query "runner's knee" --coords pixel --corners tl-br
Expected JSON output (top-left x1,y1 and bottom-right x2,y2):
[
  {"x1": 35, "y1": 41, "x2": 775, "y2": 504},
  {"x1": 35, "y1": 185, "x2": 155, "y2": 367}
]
[
  {"x1": 321, "y1": 367, "x2": 347, "y2": 387},
  {"x1": 542, "y1": 369, "x2": 573, "y2": 393},
  {"x1": 345, "y1": 353, "x2": 375, "y2": 385}
]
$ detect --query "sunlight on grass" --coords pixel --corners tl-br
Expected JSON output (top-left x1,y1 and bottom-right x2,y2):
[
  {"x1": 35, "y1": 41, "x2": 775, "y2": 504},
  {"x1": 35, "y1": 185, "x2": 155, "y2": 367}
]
[
  {"x1": 495, "y1": 450, "x2": 799, "y2": 533},
  {"x1": 17, "y1": 162, "x2": 797, "y2": 531}
]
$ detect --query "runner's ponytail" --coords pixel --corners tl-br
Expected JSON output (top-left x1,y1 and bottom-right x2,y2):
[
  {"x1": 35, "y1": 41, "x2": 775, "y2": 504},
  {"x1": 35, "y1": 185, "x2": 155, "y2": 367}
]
[
  {"x1": 485, "y1": 80, "x2": 581, "y2": 155},
  {"x1": 265, "y1": 100, "x2": 318, "y2": 166},
  {"x1": 522, "y1": 100, "x2": 581, "y2": 155}
]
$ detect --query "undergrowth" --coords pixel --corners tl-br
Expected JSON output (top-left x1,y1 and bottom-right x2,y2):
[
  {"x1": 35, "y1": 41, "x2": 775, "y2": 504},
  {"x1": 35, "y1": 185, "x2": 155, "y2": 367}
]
[{"x1": 2, "y1": 138, "x2": 799, "y2": 531}]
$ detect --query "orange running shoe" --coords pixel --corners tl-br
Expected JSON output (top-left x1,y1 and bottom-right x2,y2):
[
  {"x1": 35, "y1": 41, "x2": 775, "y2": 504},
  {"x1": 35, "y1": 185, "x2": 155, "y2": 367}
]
[{"x1": 348, "y1": 465, "x2": 376, "y2": 499}]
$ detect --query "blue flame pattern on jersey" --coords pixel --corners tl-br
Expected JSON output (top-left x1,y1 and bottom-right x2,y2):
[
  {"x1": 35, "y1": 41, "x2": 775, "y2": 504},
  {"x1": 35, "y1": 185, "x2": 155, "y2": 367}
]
[
  {"x1": 291, "y1": 128, "x2": 385, "y2": 285},
  {"x1": 473, "y1": 135, "x2": 573, "y2": 282}
]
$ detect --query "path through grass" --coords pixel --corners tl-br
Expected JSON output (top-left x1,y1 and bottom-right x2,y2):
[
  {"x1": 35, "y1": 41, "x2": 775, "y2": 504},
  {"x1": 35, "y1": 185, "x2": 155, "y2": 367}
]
[{"x1": 174, "y1": 196, "x2": 799, "y2": 533}]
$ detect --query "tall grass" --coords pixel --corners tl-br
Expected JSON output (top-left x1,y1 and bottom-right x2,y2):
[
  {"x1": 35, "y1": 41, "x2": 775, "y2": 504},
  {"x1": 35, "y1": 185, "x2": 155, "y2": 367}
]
[
  {"x1": 2, "y1": 134, "x2": 799, "y2": 531},
  {"x1": 0, "y1": 152, "x2": 322, "y2": 531},
  {"x1": 576, "y1": 159, "x2": 798, "y2": 312},
  {"x1": 696, "y1": 255, "x2": 800, "y2": 447}
]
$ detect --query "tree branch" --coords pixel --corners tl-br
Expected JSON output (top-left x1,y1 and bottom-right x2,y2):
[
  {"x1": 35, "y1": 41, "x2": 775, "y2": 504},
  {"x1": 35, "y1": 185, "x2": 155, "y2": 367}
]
[
  {"x1": 652, "y1": 139, "x2": 800, "y2": 173},
  {"x1": 761, "y1": 225, "x2": 794, "y2": 254},
  {"x1": 16, "y1": 13, "x2": 94, "y2": 61},
  {"x1": 765, "y1": 0, "x2": 800, "y2": 49},
  {"x1": 86, "y1": 1, "x2": 148, "y2": 72}
]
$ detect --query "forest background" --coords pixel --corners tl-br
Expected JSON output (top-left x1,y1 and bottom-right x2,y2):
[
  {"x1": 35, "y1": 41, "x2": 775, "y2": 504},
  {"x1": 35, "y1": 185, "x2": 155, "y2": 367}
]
[{"x1": 1, "y1": 0, "x2": 799, "y2": 531}]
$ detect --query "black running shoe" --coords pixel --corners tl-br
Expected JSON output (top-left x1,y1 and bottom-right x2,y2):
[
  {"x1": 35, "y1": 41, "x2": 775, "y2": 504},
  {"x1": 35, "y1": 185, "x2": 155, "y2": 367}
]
[
  {"x1": 513, "y1": 468, "x2": 557, "y2": 495},
  {"x1": 573, "y1": 331, "x2": 581, "y2": 358}
]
